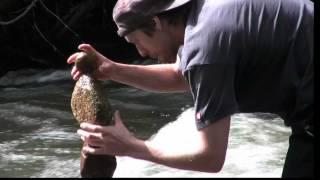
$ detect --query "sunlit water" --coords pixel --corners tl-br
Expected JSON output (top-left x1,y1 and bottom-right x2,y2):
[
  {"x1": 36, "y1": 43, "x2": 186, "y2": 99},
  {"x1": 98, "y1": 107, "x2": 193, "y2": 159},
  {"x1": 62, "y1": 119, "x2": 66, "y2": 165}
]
[{"x1": 0, "y1": 68, "x2": 291, "y2": 178}]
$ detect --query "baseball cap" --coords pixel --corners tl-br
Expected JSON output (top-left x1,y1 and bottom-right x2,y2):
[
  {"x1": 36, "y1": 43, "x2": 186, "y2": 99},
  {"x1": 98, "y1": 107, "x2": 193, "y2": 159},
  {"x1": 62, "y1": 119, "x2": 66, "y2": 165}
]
[{"x1": 113, "y1": 0, "x2": 191, "y2": 37}]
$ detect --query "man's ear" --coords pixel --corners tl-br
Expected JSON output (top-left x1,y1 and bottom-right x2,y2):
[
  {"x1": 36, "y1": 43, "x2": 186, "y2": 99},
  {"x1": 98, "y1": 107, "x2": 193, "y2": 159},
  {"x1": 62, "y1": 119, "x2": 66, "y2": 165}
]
[{"x1": 153, "y1": 16, "x2": 163, "y2": 31}]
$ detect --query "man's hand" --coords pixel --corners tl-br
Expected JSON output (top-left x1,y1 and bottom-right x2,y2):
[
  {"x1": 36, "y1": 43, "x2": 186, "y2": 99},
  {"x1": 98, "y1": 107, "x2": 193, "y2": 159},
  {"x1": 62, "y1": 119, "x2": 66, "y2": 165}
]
[
  {"x1": 77, "y1": 110, "x2": 230, "y2": 173},
  {"x1": 67, "y1": 44, "x2": 115, "y2": 81},
  {"x1": 77, "y1": 111, "x2": 138, "y2": 157}
]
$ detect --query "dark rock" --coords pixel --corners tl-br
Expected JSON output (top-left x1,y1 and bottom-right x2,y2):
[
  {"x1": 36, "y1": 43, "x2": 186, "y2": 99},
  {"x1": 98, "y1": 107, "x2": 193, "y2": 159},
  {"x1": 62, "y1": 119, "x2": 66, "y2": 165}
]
[
  {"x1": 71, "y1": 52, "x2": 116, "y2": 178},
  {"x1": 1, "y1": 0, "x2": 141, "y2": 77}
]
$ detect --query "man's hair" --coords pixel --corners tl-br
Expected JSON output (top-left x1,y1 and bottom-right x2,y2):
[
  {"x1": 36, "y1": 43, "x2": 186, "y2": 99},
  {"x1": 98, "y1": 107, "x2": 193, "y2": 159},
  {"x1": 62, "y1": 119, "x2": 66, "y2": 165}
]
[{"x1": 140, "y1": 2, "x2": 191, "y2": 36}]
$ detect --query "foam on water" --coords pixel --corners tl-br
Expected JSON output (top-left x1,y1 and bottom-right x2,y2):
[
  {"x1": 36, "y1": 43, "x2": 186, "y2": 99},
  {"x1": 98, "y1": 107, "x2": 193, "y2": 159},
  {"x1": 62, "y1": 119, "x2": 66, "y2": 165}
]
[
  {"x1": 0, "y1": 73, "x2": 291, "y2": 178},
  {"x1": 0, "y1": 104, "x2": 291, "y2": 177},
  {"x1": 32, "y1": 159, "x2": 80, "y2": 178},
  {"x1": 0, "y1": 69, "x2": 71, "y2": 87},
  {"x1": 0, "y1": 102, "x2": 73, "y2": 121},
  {"x1": 113, "y1": 108, "x2": 291, "y2": 178},
  {"x1": 30, "y1": 129, "x2": 79, "y2": 141}
]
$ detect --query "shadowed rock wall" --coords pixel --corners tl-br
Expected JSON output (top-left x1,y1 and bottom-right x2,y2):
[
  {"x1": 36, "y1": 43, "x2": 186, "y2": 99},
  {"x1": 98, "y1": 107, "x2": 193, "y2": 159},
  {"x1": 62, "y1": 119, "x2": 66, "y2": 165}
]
[{"x1": 0, "y1": 0, "x2": 140, "y2": 77}]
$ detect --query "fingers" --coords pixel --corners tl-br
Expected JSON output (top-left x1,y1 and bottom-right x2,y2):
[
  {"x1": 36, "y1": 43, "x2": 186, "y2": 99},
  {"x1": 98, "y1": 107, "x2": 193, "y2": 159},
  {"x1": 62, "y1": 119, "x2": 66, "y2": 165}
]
[
  {"x1": 67, "y1": 52, "x2": 80, "y2": 64},
  {"x1": 115, "y1": 110, "x2": 121, "y2": 119},
  {"x1": 81, "y1": 150, "x2": 87, "y2": 158},
  {"x1": 73, "y1": 71, "x2": 81, "y2": 81},
  {"x1": 80, "y1": 136, "x2": 103, "y2": 148},
  {"x1": 88, "y1": 140, "x2": 103, "y2": 147},
  {"x1": 67, "y1": 44, "x2": 98, "y2": 80},
  {"x1": 77, "y1": 129, "x2": 103, "y2": 141},
  {"x1": 71, "y1": 66, "x2": 82, "y2": 80},
  {"x1": 67, "y1": 43, "x2": 96, "y2": 64},
  {"x1": 80, "y1": 122, "x2": 104, "y2": 132},
  {"x1": 78, "y1": 44, "x2": 96, "y2": 53},
  {"x1": 71, "y1": 65, "x2": 77, "y2": 75},
  {"x1": 114, "y1": 110, "x2": 124, "y2": 127},
  {"x1": 82, "y1": 145, "x2": 104, "y2": 155}
]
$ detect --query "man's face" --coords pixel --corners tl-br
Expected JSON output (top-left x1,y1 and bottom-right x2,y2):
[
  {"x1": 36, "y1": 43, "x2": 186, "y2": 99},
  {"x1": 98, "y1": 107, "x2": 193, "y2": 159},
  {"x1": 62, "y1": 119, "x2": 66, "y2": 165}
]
[{"x1": 125, "y1": 29, "x2": 179, "y2": 63}]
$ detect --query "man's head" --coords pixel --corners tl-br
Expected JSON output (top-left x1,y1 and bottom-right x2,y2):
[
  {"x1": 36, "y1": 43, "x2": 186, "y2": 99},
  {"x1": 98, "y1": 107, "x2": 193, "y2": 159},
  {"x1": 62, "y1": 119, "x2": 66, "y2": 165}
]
[{"x1": 112, "y1": 0, "x2": 191, "y2": 63}]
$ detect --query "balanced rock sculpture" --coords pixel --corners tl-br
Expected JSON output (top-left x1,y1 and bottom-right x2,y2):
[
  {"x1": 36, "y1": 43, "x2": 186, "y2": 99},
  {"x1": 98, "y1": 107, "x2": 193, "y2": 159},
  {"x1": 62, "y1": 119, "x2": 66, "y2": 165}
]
[{"x1": 71, "y1": 51, "x2": 117, "y2": 178}]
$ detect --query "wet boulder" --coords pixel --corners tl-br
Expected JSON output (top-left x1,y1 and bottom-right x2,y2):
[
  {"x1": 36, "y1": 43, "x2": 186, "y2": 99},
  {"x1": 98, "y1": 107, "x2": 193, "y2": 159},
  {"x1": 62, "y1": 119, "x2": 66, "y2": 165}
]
[{"x1": 70, "y1": 52, "x2": 117, "y2": 178}]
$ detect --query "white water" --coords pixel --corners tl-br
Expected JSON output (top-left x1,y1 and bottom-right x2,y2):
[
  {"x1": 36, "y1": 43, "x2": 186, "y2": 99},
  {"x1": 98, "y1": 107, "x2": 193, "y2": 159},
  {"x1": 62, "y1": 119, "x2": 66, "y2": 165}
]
[
  {"x1": 0, "y1": 69, "x2": 291, "y2": 178},
  {"x1": 113, "y1": 108, "x2": 290, "y2": 178}
]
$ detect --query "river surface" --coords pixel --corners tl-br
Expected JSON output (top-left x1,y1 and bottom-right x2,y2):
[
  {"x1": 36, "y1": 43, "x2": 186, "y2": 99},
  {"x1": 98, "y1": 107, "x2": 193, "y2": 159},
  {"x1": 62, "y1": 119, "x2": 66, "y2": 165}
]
[{"x1": 0, "y1": 68, "x2": 291, "y2": 178}]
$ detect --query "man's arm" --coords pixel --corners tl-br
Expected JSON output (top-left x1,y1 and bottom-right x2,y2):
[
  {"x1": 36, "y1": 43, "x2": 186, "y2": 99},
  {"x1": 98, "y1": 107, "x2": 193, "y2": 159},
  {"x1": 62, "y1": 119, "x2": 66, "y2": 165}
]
[
  {"x1": 132, "y1": 116, "x2": 231, "y2": 172},
  {"x1": 68, "y1": 44, "x2": 189, "y2": 93},
  {"x1": 110, "y1": 60, "x2": 188, "y2": 93},
  {"x1": 78, "y1": 112, "x2": 231, "y2": 173}
]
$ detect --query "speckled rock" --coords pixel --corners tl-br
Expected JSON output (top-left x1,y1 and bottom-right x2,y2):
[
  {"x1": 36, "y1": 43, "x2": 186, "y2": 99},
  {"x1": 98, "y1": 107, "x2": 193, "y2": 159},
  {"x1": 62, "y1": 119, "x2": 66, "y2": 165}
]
[
  {"x1": 71, "y1": 75, "x2": 113, "y2": 126},
  {"x1": 70, "y1": 52, "x2": 116, "y2": 178}
]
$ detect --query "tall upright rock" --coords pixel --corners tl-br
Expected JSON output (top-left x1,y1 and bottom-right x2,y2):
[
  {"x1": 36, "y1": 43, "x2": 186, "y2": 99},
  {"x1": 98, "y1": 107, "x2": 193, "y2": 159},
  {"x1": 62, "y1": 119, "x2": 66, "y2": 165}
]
[{"x1": 71, "y1": 52, "x2": 116, "y2": 178}]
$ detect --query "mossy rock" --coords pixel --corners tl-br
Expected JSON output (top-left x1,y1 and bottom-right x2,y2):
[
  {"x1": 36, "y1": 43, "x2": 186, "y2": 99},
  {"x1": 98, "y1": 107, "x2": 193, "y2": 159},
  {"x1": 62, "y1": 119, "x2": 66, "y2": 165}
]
[
  {"x1": 70, "y1": 51, "x2": 116, "y2": 177},
  {"x1": 71, "y1": 75, "x2": 113, "y2": 126},
  {"x1": 75, "y1": 51, "x2": 98, "y2": 75}
]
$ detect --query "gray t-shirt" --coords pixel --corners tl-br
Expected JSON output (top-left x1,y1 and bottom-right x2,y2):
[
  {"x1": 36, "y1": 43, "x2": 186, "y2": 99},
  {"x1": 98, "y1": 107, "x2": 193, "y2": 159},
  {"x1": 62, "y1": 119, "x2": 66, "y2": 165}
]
[{"x1": 178, "y1": 0, "x2": 314, "y2": 130}]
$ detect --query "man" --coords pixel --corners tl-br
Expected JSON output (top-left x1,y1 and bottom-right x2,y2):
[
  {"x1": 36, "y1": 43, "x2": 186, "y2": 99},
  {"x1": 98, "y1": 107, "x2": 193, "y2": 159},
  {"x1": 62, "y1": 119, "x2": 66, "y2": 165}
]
[{"x1": 67, "y1": 0, "x2": 314, "y2": 177}]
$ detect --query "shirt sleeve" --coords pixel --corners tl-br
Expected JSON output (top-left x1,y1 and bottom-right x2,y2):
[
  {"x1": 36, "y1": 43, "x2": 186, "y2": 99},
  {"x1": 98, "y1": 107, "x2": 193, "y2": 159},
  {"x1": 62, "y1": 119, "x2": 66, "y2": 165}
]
[
  {"x1": 179, "y1": 0, "x2": 245, "y2": 130},
  {"x1": 185, "y1": 64, "x2": 239, "y2": 130}
]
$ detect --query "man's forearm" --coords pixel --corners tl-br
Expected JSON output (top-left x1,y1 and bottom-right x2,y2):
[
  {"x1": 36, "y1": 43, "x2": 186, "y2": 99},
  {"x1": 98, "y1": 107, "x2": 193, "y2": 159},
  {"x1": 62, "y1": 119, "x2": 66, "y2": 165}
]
[
  {"x1": 125, "y1": 117, "x2": 231, "y2": 173},
  {"x1": 109, "y1": 62, "x2": 189, "y2": 93},
  {"x1": 128, "y1": 138, "x2": 223, "y2": 173}
]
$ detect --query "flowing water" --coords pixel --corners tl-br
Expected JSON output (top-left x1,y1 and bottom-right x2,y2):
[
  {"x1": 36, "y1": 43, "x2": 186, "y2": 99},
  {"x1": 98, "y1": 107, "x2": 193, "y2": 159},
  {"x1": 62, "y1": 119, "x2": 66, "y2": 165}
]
[{"x1": 0, "y1": 68, "x2": 291, "y2": 178}]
